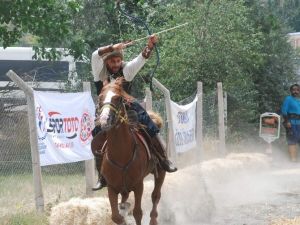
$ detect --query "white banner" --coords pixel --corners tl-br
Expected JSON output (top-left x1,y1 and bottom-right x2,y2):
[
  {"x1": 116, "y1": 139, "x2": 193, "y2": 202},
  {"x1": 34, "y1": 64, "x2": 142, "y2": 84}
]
[
  {"x1": 34, "y1": 91, "x2": 95, "y2": 166},
  {"x1": 171, "y1": 96, "x2": 198, "y2": 153}
]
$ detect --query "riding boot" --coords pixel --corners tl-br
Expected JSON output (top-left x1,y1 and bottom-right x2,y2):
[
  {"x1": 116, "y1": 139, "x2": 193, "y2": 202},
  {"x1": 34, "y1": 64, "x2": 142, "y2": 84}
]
[
  {"x1": 91, "y1": 127, "x2": 107, "y2": 191},
  {"x1": 151, "y1": 135, "x2": 177, "y2": 173},
  {"x1": 92, "y1": 156, "x2": 107, "y2": 191}
]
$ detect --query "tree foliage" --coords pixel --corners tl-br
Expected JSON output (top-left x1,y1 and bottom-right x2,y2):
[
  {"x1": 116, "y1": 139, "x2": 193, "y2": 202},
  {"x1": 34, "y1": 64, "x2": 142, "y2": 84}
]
[
  {"x1": 0, "y1": 0, "x2": 298, "y2": 138},
  {"x1": 0, "y1": 0, "x2": 81, "y2": 48}
]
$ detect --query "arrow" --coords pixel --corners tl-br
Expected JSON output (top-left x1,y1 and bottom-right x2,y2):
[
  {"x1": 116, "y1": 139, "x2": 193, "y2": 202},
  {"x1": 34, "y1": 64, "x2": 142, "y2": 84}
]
[{"x1": 130, "y1": 22, "x2": 189, "y2": 44}]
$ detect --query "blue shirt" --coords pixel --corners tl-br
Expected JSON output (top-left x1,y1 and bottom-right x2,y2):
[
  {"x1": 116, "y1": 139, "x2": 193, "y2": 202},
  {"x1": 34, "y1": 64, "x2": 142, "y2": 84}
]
[{"x1": 281, "y1": 96, "x2": 300, "y2": 125}]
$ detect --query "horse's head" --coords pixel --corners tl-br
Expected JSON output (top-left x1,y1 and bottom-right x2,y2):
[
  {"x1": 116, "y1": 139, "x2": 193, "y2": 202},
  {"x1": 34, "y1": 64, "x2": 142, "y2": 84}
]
[{"x1": 97, "y1": 78, "x2": 132, "y2": 131}]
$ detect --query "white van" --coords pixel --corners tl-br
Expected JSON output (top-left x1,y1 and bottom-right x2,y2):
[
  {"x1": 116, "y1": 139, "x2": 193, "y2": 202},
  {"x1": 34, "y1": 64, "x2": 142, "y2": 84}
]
[{"x1": 0, "y1": 47, "x2": 78, "y2": 91}]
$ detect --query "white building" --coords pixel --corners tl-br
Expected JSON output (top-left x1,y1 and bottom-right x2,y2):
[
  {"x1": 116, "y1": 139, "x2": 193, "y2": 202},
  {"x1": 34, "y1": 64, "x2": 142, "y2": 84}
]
[{"x1": 0, "y1": 47, "x2": 78, "y2": 92}]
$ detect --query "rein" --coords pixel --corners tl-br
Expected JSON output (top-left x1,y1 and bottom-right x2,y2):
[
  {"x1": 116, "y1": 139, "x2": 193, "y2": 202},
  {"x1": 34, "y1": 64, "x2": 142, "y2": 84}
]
[
  {"x1": 105, "y1": 128, "x2": 138, "y2": 193},
  {"x1": 99, "y1": 101, "x2": 129, "y2": 124}
]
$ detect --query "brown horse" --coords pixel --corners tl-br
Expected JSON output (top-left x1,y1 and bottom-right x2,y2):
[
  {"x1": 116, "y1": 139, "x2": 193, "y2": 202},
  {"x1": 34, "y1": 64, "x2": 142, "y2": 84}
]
[{"x1": 92, "y1": 78, "x2": 166, "y2": 225}]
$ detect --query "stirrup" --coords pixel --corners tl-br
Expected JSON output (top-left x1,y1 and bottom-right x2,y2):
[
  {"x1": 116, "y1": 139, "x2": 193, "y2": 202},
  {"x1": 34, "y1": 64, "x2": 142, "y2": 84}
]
[
  {"x1": 92, "y1": 177, "x2": 107, "y2": 191},
  {"x1": 160, "y1": 159, "x2": 177, "y2": 173}
]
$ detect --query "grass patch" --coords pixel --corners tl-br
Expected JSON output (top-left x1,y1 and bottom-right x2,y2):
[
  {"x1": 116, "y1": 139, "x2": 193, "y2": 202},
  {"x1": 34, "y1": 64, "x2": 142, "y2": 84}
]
[
  {"x1": 0, "y1": 173, "x2": 107, "y2": 221},
  {"x1": 0, "y1": 212, "x2": 48, "y2": 225},
  {"x1": 0, "y1": 173, "x2": 88, "y2": 218}
]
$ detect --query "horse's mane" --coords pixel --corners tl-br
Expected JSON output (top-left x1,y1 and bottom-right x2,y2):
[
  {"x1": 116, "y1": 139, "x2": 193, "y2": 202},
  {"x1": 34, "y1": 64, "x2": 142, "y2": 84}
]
[
  {"x1": 99, "y1": 77, "x2": 134, "y2": 103},
  {"x1": 98, "y1": 78, "x2": 164, "y2": 129}
]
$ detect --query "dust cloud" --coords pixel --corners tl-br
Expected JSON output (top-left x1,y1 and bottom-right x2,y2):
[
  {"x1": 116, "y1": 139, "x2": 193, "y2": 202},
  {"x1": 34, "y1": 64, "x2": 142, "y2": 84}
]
[
  {"x1": 149, "y1": 145, "x2": 300, "y2": 225},
  {"x1": 50, "y1": 145, "x2": 300, "y2": 225},
  {"x1": 138, "y1": 146, "x2": 300, "y2": 225}
]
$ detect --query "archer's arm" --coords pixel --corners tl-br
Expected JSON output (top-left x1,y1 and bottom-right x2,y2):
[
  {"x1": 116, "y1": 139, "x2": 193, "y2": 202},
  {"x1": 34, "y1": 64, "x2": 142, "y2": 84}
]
[{"x1": 123, "y1": 34, "x2": 158, "y2": 81}]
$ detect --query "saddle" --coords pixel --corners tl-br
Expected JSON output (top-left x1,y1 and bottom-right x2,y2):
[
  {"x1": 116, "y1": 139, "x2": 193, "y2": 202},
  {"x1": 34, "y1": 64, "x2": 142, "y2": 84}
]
[{"x1": 91, "y1": 109, "x2": 160, "y2": 172}]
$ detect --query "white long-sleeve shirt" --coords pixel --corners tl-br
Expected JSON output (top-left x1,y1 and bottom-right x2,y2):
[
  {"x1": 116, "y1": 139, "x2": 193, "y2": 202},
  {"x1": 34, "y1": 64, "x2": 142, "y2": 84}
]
[{"x1": 91, "y1": 49, "x2": 146, "y2": 82}]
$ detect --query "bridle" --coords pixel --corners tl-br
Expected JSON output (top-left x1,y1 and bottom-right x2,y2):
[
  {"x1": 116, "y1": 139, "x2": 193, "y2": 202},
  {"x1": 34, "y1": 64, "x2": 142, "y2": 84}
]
[{"x1": 98, "y1": 96, "x2": 129, "y2": 127}]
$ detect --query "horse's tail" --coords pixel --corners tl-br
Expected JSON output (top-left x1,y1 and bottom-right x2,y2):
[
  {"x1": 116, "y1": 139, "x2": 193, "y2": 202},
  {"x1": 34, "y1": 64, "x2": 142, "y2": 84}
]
[{"x1": 147, "y1": 111, "x2": 163, "y2": 129}]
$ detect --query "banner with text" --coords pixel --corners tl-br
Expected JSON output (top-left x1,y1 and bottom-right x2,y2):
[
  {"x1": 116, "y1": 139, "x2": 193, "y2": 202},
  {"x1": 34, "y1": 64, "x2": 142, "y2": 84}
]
[
  {"x1": 171, "y1": 96, "x2": 198, "y2": 153},
  {"x1": 34, "y1": 91, "x2": 95, "y2": 166}
]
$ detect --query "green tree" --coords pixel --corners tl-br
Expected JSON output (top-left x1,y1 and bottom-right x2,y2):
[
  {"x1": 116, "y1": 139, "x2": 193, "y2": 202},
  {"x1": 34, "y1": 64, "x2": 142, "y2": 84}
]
[
  {"x1": 246, "y1": 0, "x2": 297, "y2": 114},
  {"x1": 0, "y1": 0, "x2": 81, "y2": 58},
  {"x1": 266, "y1": 0, "x2": 300, "y2": 32}
]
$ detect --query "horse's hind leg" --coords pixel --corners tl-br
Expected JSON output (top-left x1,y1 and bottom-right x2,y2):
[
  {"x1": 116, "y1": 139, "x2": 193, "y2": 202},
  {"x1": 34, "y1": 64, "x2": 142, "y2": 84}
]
[
  {"x1": 133, "y1": 182, "x2": 144, "y2": 225},
  {"x1": 108, "y1": 187, "x2": 125, "y2": 225},
  {"x1": 150, "y1": 170, "x2": 166, "y2": 225}
]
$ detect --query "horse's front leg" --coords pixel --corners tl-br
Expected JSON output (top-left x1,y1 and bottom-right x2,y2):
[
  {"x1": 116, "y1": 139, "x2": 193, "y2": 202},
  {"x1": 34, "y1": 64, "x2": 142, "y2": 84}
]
[
  {"x1": 120, "y1": 192, "x2": 131, "y2": 211},
  {"x1": 150, "y1": 170, "x2": 166, "y2": 225},
  {"x1": 133, "y1": 182, "x2": 144, "y2": 225},
  {"x1": 108, "y1": 187, "x2": 125, "y2": 225}
]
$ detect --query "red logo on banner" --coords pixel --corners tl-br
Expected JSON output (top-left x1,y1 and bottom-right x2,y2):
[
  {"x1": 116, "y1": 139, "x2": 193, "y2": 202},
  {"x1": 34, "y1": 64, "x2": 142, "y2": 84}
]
[{"x1": 80, "y1": 112, "x2": 93, "y2": 142}]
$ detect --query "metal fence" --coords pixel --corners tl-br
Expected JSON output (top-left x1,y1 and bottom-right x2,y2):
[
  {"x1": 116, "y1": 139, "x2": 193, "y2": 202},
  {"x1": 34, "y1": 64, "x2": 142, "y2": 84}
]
[
  {"x1": 0, "y1": 76, "x2": 174, "y2": 218},
  {"x1": 0, "y1": 75, "x2": 275, "y2": 218},
  {"x1": 0, "y1": 80, "x2": 91, "y2": 218}
]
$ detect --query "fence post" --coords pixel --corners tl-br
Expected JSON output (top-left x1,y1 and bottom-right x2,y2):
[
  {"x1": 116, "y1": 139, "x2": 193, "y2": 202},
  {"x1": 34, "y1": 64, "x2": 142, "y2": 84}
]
[
  {"x1": 83, "y1": 82, "x2": 95, "y2": 197},
  {"x1": 217, "y1": 82, "x2": 226, "y2": 156},
  {"x1": 152, "y1": 78, "x2": 177, "y2": 163},
  {"x1": 145, "y1": 87, "x2": 153, "y2": 111},
  {"x1": 196, "y1": 82, "x2": 203, "y2": 160},
  {"x1": 6, "y1": 70, "x2": 44, "y2": 213},
  {"x1": 224, "y1": 91, "x2": 227, "y2": 133}
]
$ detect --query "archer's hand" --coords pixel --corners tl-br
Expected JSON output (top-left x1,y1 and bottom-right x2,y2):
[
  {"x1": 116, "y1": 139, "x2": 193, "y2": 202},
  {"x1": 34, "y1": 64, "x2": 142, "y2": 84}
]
[{"x1": 147, "y1": 34, "x2": 158, "y2": 49}]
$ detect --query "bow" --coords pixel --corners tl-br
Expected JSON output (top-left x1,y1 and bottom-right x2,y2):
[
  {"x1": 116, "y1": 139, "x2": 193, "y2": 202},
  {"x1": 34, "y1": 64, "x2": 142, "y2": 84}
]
[{"x1": 116, "y1": 0, "x2": 159, "y2": 91}]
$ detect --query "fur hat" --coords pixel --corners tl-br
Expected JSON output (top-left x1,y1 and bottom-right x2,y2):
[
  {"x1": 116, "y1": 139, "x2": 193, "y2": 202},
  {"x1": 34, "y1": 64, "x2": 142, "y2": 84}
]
[{"x1": 102, "y1": 50, "x2": 123, "y2": 62}]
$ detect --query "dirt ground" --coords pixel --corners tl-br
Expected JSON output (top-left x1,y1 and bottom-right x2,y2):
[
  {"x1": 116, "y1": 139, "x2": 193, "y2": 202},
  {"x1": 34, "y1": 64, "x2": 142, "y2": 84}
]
[
  {"x1": 202, "y1": 150, "x2": 300, "y2": 225},
  {"x1": 48, "y1": 150, "x2": 300, "y2": 225},
  {"x1": 127, "y1": 151, "x2": 300, "y2": 225}
]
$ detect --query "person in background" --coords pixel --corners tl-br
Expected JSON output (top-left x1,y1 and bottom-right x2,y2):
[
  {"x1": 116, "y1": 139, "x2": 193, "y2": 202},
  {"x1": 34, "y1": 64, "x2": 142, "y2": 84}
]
[
  {"x1": 91, "y1": 35, "x2": 177, "y2": 191},
  {"x1": 281, "y1": 83, "x2": 300, "y2": 162}
]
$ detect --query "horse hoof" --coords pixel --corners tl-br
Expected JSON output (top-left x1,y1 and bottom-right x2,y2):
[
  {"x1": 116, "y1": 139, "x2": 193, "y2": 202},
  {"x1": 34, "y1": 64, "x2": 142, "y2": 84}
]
[
  {"x1": 112, "y1": 214, "x2": 126, "y2": 225},
  {"x1": 119, "y1": 202, "x2": 131, "y2": 210},
  {"x1": 149, "y1": 219, "x2": 158, "y2": 225}
]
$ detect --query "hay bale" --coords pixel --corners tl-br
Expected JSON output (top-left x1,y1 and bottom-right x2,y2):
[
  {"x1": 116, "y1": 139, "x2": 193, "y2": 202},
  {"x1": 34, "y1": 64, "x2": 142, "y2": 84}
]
[
  {"x1": 49, "y1": 197, "x2": 113, "y2": 225},
  {"x1": 148, "y1": 110, "x2": 163, "y2": 129},
  {"x1": 270, "y1": 217, "x2": 300, "y2": 225},
  {"x1": 49, "y1": 153, "x2": 271, "y2": 225}
]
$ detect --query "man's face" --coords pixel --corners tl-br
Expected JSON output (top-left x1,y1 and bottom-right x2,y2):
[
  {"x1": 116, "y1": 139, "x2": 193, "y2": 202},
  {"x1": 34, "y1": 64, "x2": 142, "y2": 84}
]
[
  {"x1": 105, "y1": 56, "x2": 122, "y2": 74},
  {"x1": 291, "y1": 86, "x2": 300, "y2": 97}
]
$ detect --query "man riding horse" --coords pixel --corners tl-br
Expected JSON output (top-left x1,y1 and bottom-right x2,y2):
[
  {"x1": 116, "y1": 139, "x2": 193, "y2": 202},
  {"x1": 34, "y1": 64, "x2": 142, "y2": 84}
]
[{"x1": 91, "y1": 34, "x2": 177, "y2": 191}]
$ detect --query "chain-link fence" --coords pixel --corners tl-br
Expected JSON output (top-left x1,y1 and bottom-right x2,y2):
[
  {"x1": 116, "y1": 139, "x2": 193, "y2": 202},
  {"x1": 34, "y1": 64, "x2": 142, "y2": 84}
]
[
  {"x1": 0, "y1": 79, "x2": 94, "y2": 219},
  {"x1": 225, "y1": 91, "x2": 287, "y2": 154},
  {"x1": 1, "y1": 73, "x2": 283, "y2": 219}
]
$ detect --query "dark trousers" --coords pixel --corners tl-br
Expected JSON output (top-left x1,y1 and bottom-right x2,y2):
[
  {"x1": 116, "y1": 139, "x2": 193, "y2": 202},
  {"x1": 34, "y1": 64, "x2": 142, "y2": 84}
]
[{"x1": 129, "y1": 101, "x2": 159, "y2": 137}]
